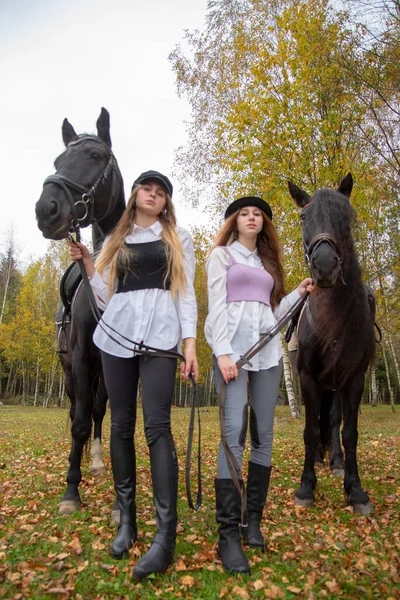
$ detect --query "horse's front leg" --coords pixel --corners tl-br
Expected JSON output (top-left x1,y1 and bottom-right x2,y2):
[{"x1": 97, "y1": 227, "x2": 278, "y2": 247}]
[
  {"x1": 329, "y1": 391, "x2": 344, "y2": 476},
  {"x1": 342, "y1": 376, "x2": 372, "y2": 515},
  {"x1": 59, "y1": 354, "x2": 92, "y2": 515},
  {"x1": 295, "y1": 373, "x2": 321, "y2": 507},
  {"x1": 91, "y1": 374, "x2": 108, "y2": 477}
]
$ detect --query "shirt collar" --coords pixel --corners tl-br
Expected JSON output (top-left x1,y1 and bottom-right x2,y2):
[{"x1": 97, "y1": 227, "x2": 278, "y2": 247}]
[
  {"x1": 230, "y1": 240, "x2": 259, "y2": 258},
  {"x1": 133, "y1": 220, "x2": 163, "y2": 235}
]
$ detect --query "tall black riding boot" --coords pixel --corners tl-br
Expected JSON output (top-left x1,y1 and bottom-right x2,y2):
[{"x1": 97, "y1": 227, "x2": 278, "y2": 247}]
[
  {"x1": 241, "y1": 462, "x2": 271, "y2": 551},
  {"x1": 215, "y1": 479, "x2": 250, "y2": 574},
  {"x1": 110, "y1": 432, "x2": 137, "y2": 559},
  {"x1": 132, "y1": 431, "x2": 178, "y2": 581}
]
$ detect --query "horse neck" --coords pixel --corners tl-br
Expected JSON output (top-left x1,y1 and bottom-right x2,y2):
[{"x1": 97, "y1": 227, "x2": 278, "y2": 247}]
[{"x1": 92, "y1": 185, "x2": 126, "y2": 252}]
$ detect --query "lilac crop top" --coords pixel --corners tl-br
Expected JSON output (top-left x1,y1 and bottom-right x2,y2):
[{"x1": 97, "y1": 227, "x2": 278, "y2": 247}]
[{"x1": 223, "y1": 247, "x2": 274, "y2": 305}]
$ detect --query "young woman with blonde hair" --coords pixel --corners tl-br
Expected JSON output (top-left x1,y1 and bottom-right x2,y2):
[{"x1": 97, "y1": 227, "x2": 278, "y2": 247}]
[
  {"x1": 205, "y1": 196, "x2": 313, "y2": 575},
  {"x1": 69, "y1": 170, "x2": 198, "y2": 581}
]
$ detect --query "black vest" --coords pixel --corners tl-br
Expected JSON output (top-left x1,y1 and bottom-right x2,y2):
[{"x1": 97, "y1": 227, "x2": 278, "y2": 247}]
[{"x1": 116, "y1": 240, "x2": 171, "y2": 294}]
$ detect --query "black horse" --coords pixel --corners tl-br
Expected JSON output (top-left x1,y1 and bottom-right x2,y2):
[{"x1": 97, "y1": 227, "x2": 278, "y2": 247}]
[
  {"x1": 288, "y1": 173, "x2": 375, "y2": 515},
  {"x1": 35, "y1": 108, "x2": 126, "y2": 514}
]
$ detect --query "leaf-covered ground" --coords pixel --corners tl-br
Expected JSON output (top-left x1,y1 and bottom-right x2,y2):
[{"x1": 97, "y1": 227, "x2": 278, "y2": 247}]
[{"x1": 0, "y1": 404, "x2": 399, "y2": 599}]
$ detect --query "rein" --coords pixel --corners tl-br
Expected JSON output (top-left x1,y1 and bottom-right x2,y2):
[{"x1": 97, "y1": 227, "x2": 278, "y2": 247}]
[
  {"x1": 69, "y1": 232, "x2": 202, "y2": 512},
  {"x1": 218, "y1": 290, "x2": 310, "y2": 526}
]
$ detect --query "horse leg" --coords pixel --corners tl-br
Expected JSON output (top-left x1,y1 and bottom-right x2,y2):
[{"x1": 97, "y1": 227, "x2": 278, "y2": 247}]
[
  {"x1": 329, "y1": 391, "x2": 344, "y2": 476},
  {"x1": 295, "y1": 374, "x2": 320, "y2": 507},
  {"x1": 91, "y1": 375, "x2": 107, "y2": 477},
  {"x1": 342, "y1": 377, "x2": 372, "y2": 515},
  {"x1": 59, "y1": 357, "x2": 92, "y2": 515}
]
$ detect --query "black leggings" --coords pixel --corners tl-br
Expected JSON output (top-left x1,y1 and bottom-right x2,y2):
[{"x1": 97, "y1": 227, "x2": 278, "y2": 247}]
[{"x1": 101, "y1": 351, "x2": 177, "y2": 446}]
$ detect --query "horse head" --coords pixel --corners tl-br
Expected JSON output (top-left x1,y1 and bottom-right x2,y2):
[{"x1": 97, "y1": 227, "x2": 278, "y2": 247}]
[
  {"x1": 35, "y1": 108, "x2": 125, "y2": 242},
  {"x1": 288, "y1": 173, "x2": 354, "y2": 288}
]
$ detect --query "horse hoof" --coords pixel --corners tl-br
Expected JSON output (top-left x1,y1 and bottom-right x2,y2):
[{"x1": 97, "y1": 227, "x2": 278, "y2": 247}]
[
  {"x1": 353, "y1": 502, "x2": 373, "y2": 516},
  {"x1": 331, "y1": 467, "x2": 344, "y2": 477},
  {"x1": 92, "y1": 464, "x2": 106, "y2": 477},
  {"x1": 294, "y1": 495, "x2": 314, "y2": 507},
  {"x1": 59, "y1": 500, "x2": 81, "y2": 515},
  {"x1": 111, "y1": 509, "x2": 121, "y2": 525}
]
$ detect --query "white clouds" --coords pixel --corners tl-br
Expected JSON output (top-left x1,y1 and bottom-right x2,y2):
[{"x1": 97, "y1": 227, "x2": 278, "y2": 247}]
[{"x1": 0, "y1": 0, "x2": 210, "y2": 263}]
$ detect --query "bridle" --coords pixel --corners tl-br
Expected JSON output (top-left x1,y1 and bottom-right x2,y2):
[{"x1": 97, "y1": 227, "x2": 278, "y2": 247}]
[
  {"x1": 300, "y1": 205, "x2": 345, "y2": 284},
  {"x1": 42, "y1": 136, "x2": 117, "y2": 240}
]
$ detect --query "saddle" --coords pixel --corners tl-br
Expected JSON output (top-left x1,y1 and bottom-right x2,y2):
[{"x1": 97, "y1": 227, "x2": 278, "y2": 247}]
[
  {"x1": 60, "y1": 262, "x2": 83, "y2": 313},
  {"x1": 55, "y1": 263, "x2": 83, "y2": 354}
]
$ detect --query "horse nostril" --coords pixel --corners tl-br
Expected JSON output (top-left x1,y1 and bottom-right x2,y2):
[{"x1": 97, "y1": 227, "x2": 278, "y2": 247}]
[{"x1": 49, "y1": 201, "x2": 58, "y2": 217}]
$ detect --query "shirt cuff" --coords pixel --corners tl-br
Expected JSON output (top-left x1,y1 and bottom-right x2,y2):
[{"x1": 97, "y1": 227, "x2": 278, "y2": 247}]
[
  {"x1": 181, "y1": 324, "x2": 197, "y2": 340},
  {"x1": 214, "y1": 341, "x2": 233, "y2": 358}
]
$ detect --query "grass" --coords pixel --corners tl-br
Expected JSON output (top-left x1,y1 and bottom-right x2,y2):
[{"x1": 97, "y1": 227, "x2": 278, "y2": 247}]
[{"x1": 0, "y1": 404, "x2": 399, "y2": 599}]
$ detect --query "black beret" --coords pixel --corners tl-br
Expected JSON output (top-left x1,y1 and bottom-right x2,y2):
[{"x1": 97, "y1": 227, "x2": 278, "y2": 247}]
[
  {"x1": 224, "y1": 196, "x2": 273, "y2": 220},
  {"x1": 132, "y1": 170, "x2": 173, "y2": 197}
]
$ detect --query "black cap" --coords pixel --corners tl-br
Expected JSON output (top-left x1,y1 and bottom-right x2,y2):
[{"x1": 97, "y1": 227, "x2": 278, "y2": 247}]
[
  {"x1": 132, "y1": 170, "x2": 173, "y2": 197},
  {"x1": 225, "y1": 196, "x2": 273, "y2": 220}
]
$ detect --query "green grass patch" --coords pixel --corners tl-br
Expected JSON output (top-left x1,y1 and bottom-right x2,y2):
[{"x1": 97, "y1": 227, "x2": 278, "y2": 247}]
[{"x1": 0, "y1": 404, "x2": 399, "y2": 599}]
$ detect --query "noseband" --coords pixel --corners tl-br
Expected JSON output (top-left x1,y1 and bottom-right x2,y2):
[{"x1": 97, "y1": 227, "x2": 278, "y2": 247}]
[
  {"x1": 302, "y1": 233, "x2": 339, "y2": 268},
  {"x1": 42, "y1": 136, "x2": 116, "y2": 236}
]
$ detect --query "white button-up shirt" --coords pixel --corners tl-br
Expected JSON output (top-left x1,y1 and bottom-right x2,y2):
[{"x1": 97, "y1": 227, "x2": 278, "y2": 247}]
[
  {"x1": 90, "y1": 221, "x2": 197, "y2": 358},
  {"x1": 204, "y1": 241, "x2": 300, "y2": 371}
]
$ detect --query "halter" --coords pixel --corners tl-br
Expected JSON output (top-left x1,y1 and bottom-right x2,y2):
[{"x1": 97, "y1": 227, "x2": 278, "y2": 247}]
[{"x1": 42, "y1": 136, "x2": 116, "y2": 239}]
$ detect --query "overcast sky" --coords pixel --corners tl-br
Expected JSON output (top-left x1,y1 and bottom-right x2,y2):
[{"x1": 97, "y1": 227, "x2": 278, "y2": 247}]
[{"x1": 0, "y1": 0, "x2": 210, "y2": 264}]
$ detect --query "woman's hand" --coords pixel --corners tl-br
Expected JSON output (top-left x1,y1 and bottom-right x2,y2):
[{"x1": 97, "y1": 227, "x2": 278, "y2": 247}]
[
  {"x1": 217, "y1": 354, "x2": 238, "y2": 383},
  {"x1": 67, "y1": 241, "x2": 95, "y2": 278},
  {"x1": 181, "y1": 338, "x2": 199, "y2": 382},
  {"x1": 297, "y1": 277, "x2": 316, "y2": 295}
]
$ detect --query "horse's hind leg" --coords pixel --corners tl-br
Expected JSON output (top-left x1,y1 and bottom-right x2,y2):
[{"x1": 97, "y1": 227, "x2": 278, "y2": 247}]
[
  {"x1": 330, "y1": 391, "x2": 344, "y2": 477},
  {"x1": 91, "y1": 376, "x2": 108, "y2": 477},
  {"x1": 295, "y1": 375, "x2": 320, "y2": 507},
  {"x1": 342, "y1": 377, "x2": 372, "y2": 515}
]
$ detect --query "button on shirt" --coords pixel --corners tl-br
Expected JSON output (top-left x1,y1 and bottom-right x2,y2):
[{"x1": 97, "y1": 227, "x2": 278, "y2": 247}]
[
  {"x1": 205, "y1": 241, "x2": 300, "y2": 371},
  {"x1": 90, "y1": 221, "x2": 197, "y2": 358}
]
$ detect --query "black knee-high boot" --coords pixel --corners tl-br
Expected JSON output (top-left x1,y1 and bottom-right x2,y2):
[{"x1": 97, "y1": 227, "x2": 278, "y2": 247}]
[
  {"x1": 132, "y1": 431, "x2": 178, "y2": 581},
  {"x1": 241, "y1": 462, "x2": 271, "y2": 551},
  {"x1": 215, "y1": 479, "x2": 250, "y2": 574},
  {"x1": 110, "y1": 433, "x2": 137, "y2": 559}
]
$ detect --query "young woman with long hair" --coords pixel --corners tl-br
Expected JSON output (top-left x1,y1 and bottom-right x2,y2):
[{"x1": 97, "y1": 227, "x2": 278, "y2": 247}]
[
  {"x1": 205, "y1": 196, "x2": 313, "y2": 575},
  {"x1": 68, "y1": 170, "x2": 198, "y2": 581}
]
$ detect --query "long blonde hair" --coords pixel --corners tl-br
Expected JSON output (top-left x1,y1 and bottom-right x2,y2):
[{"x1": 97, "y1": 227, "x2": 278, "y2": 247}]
[
  {"x1": 95, "y1": 185, "x2": 186, "y2": 298},
  {"x1": 210, "y1": 210, "x2": 286, "y2": 309}
]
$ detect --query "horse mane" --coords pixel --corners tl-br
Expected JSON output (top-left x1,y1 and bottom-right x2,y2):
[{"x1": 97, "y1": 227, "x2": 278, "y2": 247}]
[{"x1": 308, "y1": 190, "x2": 375, "y2": 386}]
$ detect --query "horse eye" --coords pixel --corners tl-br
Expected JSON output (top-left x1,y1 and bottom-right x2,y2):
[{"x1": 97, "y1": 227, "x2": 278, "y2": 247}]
[{"x1": 91, "y1": 152, "x2": 102, "y2": 160}]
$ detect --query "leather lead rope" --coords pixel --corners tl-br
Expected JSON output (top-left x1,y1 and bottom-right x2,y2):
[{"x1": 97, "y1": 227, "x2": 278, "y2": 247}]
[
  {"x1": 219, "y1": 290, "x2": 310, "y2": 526},
  {"x1": 68, "y1": 231, "x2": 202, "y2": 512}
]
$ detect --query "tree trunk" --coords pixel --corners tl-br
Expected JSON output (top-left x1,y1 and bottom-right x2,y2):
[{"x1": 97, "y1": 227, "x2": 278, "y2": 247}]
[
  {"x1": 0, "y1": 248, "x2": 13, "y2": 325},
  {"x1": 370, "y1": 361, "x2": 378, "y2": 406},
  {"x1": 382, "y1": 341, "x2": 395, "y2": 411},
  {"x1": 282, "y1": 337, "x2": 300, "y2": 418},
  {"x1": 34, "y1": 356, "x2": 40, "y2": 407}
]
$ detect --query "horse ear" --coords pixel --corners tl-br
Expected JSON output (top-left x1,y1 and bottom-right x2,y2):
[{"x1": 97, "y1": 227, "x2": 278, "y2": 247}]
[
  {"x1": 62, "y1": 118, "x2": 77, "y2": 147},
  {"x1": 288, "y1": 181, "x2": 310, "y2": 208},
  {"x1": 337, "y1": 173, "x2": 353, "y2": 198},
  {"x1": 96, "y1": 107, "x2": 112, "y2": 148}
]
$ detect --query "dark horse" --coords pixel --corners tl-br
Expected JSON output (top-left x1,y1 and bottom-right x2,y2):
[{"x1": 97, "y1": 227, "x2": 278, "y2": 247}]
[
  {"x1": 288, "y1": 173, "x2": 375, "y2": 515},
  {"x1": 35, "y1": 108, "x2": 125, "y2": 514}
]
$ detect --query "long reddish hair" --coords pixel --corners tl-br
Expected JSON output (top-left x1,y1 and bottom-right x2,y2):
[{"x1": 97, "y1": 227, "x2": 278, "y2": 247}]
[{"x1": 210, "y1": 210, "x2": 286, "y2": 309}]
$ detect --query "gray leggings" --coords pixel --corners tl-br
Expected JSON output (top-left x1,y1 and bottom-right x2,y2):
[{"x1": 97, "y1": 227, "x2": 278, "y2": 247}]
[{"x1": 213, "y1": 357, "x2": 282, "y2": 479}]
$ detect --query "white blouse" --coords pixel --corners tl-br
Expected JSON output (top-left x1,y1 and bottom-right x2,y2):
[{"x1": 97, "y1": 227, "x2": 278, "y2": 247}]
[
  {"x1": 90, "y1": 221, "x2": 197, "y2": 358},
  {"x1": 204, "y1": 241, "x2": 300, "y2": 371}
]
